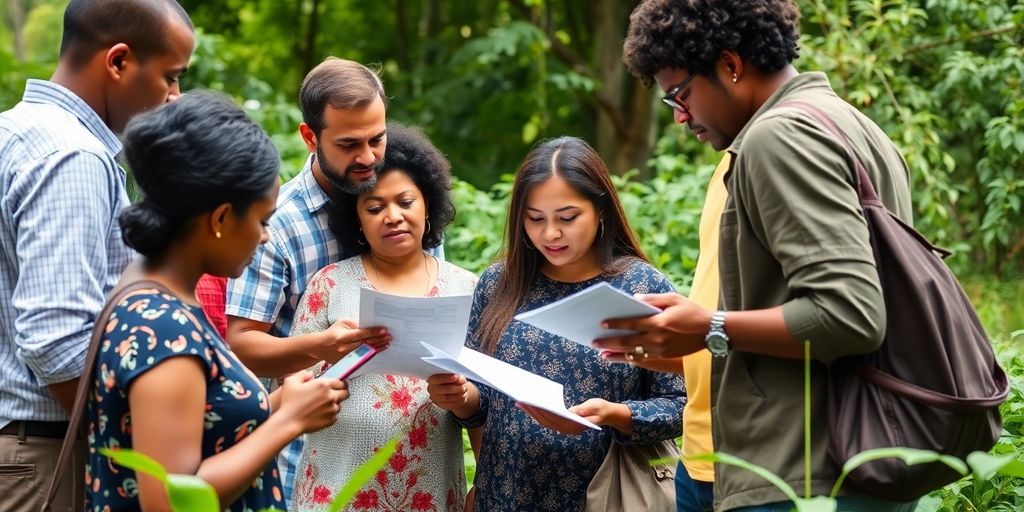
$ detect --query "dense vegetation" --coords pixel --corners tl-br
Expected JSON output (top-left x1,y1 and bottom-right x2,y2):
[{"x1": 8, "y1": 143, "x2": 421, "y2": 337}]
[{"x1": 2, "y1": 1, "x2": 1021, "y2": 508}]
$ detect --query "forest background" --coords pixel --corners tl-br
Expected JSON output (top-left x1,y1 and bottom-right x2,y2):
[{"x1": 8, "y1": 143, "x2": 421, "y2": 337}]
[{"x1": 1, "y1": 1, "x2": 1022, "y2": 509}]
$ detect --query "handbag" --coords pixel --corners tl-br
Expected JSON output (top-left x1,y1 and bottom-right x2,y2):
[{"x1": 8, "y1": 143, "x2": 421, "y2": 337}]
[
  {"x1": 585, "y1": 439, "x2": 678, "y2": 512},
  {"x1": 41, "y1": 280, "x2": 170, "y2": 512},
  {"x1": 780, "y1": 101, "x2": 1009, "y2": 501}
]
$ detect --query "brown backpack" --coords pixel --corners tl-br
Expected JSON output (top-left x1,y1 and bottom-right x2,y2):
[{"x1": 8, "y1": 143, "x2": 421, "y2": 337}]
[{"x1": 782, "y1": 101, "x2": 1009, "y2": 502}]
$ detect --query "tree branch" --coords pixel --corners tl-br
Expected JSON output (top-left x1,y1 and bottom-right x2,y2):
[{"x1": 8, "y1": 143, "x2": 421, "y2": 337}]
[
  {"x1": 904, "y1": 24, "x2": 1021, "y2": 56},
  {"x1": 506, "y1": 0, "x2": 631, "y2": 139}
]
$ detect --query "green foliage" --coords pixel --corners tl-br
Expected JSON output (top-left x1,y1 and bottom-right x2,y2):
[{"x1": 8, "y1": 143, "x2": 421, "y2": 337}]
[
  {"x1": 99, "y1": 434, "x2": 400, "y2": 512},
  {"x1": 922, "y1": 335, "x2": 1024, "y2": 511},
  {"x1": 327, "y1": 436, "x2": 399, "y2": 511},
  {"x1": 797, "y1": 0, "x2": 1024, "y2": 276},
  {"x1": 99, "y1": 448, "x2": 219, "y2": 511}
]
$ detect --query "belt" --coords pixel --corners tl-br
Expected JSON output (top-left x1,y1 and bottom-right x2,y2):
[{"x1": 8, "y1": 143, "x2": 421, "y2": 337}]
[{"x1": 0, "y1": 420, "x2": 70, "y2": 439}]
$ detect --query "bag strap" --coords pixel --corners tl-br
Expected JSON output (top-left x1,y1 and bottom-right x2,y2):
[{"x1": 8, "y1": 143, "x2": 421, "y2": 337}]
[
  {"x1": 859, "y1": 364, "x2": 1010, "y2": 413},
  {"x1": 777, "y1": 100, "x2": 951, "y2": 260},
  {"x1": 41, "y1": 280, "x2": 170, "y2": 512},
  {"x1": 775, "y1": 101, "x2": 880, "y2": 205}
]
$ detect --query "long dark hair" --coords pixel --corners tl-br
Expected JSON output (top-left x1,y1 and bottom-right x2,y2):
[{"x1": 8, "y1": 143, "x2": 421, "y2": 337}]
[{"x1": 476, "y1": 136, "x2": 648, "y2": 354}]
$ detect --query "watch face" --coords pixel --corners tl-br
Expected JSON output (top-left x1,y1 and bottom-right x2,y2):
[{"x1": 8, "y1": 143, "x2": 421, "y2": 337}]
[{"x1": 707, "y1": 335, "x2": 729, "y2": 355}]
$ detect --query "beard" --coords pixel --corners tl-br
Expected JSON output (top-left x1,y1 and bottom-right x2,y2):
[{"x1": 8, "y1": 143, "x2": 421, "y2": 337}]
[{"x1": 316, "y1": 145, "x2": 380, "y2": 194}]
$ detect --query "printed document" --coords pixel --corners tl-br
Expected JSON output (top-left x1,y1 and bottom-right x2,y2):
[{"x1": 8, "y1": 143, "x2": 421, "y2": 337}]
[
  {"x1": 351, "y1": 288, "x2": 472, "y2": 379},
  {"x1": 513, "y1": 282, "x2": 660, "y2": 349},
  {"x1": 420, "y1": 342, "x2": 600, "y2": 430}
]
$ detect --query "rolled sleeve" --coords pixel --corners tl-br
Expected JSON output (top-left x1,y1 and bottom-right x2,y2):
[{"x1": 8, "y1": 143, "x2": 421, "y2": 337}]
[
  {"x1": 13, "y1": 151, "x2": 121, "y2": 385},
  {"x1": 737, "y1": 114, "x2": 885, "y2": 362}
]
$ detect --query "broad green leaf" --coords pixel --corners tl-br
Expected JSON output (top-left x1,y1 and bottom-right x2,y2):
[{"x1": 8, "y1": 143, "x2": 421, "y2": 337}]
[
  {"x1": 328, "y1": 436, "x2": 400, "y2": 512},
  {"x1": 794, "y1": 496, "x2": 838, "y2": 512},
  {"x1": 966, "y1": 451, "x2": 1024, "y2": 480},
  {"x1": 100, "y1": 448, "x2": 220, "y2": 511},
  {"x1": 167, "y1": 474, "x2": 220, "y2": 512},
  {"x1": 688, "y1": 452, "x2": 800, "y2": 503},
  {"x1": 99, "y1": 448, "x2": 168, "y2": 482},
  {"x1": 830, "y1": 448, "x2": 968, "y2": 497}
]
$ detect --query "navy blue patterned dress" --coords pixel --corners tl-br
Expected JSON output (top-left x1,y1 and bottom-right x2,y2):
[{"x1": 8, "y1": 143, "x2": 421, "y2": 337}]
[
  {"x1": 85, "y1": 289, "x2": 285, "y2": 512},
  {"x1": 462, "y1": 258, "x2": 686, "y2": 511}
]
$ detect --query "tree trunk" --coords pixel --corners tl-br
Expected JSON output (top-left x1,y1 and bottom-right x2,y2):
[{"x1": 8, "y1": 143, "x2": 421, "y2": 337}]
[
  {"x1": 9, "y1": 0, "x2": 25, "y2": 62},
  {"x1": 301, "y1": 0, "x2": 321, "y2": 74},
  {"x1": 593, "y1": 0, "x2": 654, "y2": 177}
]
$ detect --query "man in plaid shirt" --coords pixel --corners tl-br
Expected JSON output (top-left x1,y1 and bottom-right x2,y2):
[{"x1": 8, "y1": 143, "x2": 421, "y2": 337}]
[{"x1": 225, "y1": 57, "x2": 443, "y2": 506}]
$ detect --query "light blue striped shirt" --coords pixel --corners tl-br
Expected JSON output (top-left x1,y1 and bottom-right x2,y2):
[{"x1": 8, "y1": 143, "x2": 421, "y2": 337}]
[
  {"x1": 226, "y1": 156, "x2": 443, "y2": 504},
  {"x1": 0, "y1": 79, "x2": 134, "y2": 429}
]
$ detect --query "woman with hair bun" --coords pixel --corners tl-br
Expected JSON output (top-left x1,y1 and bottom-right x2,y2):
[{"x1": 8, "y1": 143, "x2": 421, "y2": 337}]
[{"x1": 85, "y1": 91, "x2": 350, "y2": 512}]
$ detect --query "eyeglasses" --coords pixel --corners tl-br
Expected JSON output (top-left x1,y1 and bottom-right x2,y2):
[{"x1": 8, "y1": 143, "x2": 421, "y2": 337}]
[{"x1": 660, "y1": 73, "x2": 695, "y2": 113}]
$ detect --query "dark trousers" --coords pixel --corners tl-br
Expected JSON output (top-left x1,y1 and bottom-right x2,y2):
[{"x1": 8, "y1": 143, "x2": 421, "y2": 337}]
[{"x1": 675, "y1": 461, "x2": 715, "y2": 512}]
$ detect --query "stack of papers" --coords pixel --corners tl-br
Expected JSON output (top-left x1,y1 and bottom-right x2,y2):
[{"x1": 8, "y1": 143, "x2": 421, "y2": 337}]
[
  {"x1": 513, "y1": 282, "x2": 660, "y2": 348},
  {"x1": 421, "y1": 342, "x2": 600, "y2": 430},
  {"x1": 351, "y1": 288, "x2": 472, "y2": 379},
  {"x1": 353, "y1": 283, "x2": 663, "y2": 428}
]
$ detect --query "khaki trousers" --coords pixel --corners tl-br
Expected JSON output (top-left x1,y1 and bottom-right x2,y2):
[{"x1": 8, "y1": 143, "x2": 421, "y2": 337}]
[{"x1": 0, "y1": 432, "x2": 85, "y2": 512}]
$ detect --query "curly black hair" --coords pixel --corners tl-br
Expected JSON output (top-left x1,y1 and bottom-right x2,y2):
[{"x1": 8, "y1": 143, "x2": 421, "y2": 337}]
[
  {"x1": 622, "y1": 0, "x2": 801, "y2": 85},
  {"x1": 329, "y1": 122, "x2": 454, "y2": 254}
]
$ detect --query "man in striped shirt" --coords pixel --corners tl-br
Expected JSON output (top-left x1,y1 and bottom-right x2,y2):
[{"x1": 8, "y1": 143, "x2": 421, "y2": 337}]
[{"x1": 0, "y1": 1, "x2": 194, "y2": 510}]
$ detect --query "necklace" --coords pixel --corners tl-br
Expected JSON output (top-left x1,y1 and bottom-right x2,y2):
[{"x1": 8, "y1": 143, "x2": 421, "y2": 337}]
[{"x1": 368, "y1": 252, "x2": 433, "y2": 296}]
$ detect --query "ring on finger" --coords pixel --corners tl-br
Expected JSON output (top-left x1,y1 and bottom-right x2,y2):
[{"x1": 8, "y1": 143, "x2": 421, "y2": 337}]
[
  {"x1": 634, "y1": 345, "x2": 647, "y2": 357},
  {"x1": 625, "y1": 352, "x2": 636, "y2": 364}
]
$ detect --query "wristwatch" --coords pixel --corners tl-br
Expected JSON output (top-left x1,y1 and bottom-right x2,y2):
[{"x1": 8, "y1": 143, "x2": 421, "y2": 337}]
[{"x1": 704, "y1": 311, "x2": 731, "y2": 357}]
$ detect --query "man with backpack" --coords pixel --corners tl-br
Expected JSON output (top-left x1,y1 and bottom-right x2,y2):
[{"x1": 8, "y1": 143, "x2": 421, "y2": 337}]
[{"x1": 597, "y1": 1, "x2": 919, "y2": 510}]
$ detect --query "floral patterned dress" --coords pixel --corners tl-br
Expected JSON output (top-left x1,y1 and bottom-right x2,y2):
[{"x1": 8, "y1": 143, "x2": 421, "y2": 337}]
[
  {"x1": 85, "y1": 289, "x2": 284, "y2": 512},
  {"x1": 290, "y1": 255, "x2": 477, "y2": 512},
  {"x1": 460, "y1": 258, "x2": 686, "y2": 512}
]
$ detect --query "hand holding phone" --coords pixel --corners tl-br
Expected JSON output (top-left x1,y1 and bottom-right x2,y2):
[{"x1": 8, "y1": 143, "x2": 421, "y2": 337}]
[{"x1": 319, "y1": 343, "x2": 378, "y2": 380}]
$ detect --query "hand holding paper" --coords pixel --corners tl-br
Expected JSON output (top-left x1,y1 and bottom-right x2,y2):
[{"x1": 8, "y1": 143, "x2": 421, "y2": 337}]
[
  {"x1": 350, "y1": 288, "x2": 472, "y2": 379},
  {"x1": 513, "y1": 282, "x2": 660, "y2": 349},
  {"x1": 421, "y1": 342, "x2": 600, "y2": 430}
]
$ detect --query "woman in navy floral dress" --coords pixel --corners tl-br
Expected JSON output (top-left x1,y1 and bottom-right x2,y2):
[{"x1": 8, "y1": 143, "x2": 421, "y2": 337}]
[
  {"x1": 427, "y1": 137, "x2": 686, "y2": 511},
  {"x1": 86, "y1": 93, "x2": 349, "y2": 511}
]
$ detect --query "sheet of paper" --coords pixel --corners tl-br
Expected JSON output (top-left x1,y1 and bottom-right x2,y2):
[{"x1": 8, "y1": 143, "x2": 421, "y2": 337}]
[
  {"x1": 421, "y1": 342, "x2": 601, "y2": 430},
  {"x1": 513, "y1": 282, "x2": 660, "y2": 349},
  {"x1": 351, "y1": 288, "x2": 472, "y2": 379}
]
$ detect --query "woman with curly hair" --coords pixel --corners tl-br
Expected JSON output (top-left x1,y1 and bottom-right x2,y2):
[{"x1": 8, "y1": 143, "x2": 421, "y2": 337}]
[
  {"x1": 602, "y1": 1, "x2": 919, "y2": 511},
  {"x1": 288, "y1": 123, "x2": 476, "y2": 512}
]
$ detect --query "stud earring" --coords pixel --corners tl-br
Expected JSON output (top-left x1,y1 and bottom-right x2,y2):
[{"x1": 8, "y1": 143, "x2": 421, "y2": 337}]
[
  {"x1": 215, "y1": 231, "x2": 222, "y2": 239},
  {"x1": 732, "y1": 73, "x2": 738, "y2": 83}
]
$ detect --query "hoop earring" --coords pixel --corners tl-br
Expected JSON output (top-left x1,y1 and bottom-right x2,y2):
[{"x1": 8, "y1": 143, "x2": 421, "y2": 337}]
[
  {"x1": 357, "y1": 226, "x2": 366, "y2": 246},
  {"x1": 425, "y1": 219, "x2": 431, "y2": 234},
  {"x1": 524, "y1": 237, "x2": 535, "y2": 250},
  {"x1": 598, "y1": 220, "x2": 605, "y2": 239}
]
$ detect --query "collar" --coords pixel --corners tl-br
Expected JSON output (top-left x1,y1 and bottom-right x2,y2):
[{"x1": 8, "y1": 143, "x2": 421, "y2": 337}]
[
  {"x1": 299, "y1": 154, "x2": 331, "y2": 213},
  {"x1": 725, "y1": 71, "x2": 833, "y2": 159},
  {"x1": 22, "y1": 79, "x2": 122, "y2": 156}
]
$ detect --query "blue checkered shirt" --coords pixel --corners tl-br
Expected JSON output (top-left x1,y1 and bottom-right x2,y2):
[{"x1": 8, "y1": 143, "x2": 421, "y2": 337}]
[
  {"x1": 227, "y1": 157, "x2": 444, "y2": 504},
  {"x1": 0, "y1": 80, "x2": 134, "y2": 429}
]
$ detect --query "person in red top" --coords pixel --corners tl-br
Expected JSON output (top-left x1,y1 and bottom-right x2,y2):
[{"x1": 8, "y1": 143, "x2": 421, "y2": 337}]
[{"x1": 196, "y1": 274, "x2": 229, "y2": 337}]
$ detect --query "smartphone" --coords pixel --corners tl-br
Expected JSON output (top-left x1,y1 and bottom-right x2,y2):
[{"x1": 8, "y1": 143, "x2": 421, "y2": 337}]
[{"x1": 319, "y1": 343, "x2": 378, "y2": 380}]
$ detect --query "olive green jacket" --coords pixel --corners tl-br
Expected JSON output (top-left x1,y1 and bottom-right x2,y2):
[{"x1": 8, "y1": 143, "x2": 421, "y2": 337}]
[{"x1": 712, "y1": 72, "x2": 913, "y2": 510}]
